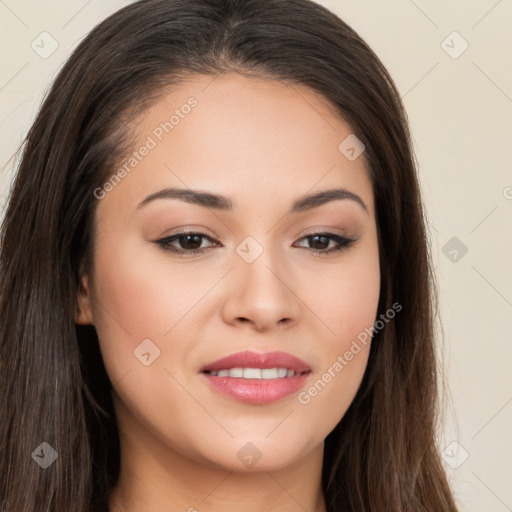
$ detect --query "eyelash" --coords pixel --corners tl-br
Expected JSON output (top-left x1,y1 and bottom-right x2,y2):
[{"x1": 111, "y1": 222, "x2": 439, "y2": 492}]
[{"x1": 155, "y1": 230, "x2": 357, "y2": 258}]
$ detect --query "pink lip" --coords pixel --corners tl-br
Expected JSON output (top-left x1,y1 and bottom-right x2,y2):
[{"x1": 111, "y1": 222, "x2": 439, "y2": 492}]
[
  {"x1": 200, "y1": 350, "x2": 312, "y2": 405},
  {"x1": 200, "y1": 350, "x2": 311, "y2": 373}
]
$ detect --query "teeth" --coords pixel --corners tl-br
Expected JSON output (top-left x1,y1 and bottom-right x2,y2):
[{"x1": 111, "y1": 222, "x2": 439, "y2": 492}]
[
  {"x1": 261, "y1": 368, "x2": 279, "y2": 379},
  {"x1": 208, "y1": 367, "x2": 300, "y2": 379},
  {"x1": 228, "y1": 367, "x2": 244, "y2": 378},
  {"x1": 244, "y1": 368, "x2": 262, "y2": 379}
]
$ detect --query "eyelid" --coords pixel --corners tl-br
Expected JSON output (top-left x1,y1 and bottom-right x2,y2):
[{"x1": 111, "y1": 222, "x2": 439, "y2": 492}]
[
  {"x1": 154, "y1": 228, "x2": 358, "y2": 258},
  {"x1": 296, "y1": 225, "x2": 349, "y2": 238}
]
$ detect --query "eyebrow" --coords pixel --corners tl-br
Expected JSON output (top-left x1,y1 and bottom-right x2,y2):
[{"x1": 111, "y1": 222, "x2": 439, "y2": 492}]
[{"x1": 136, "y1": 187, "x2": 368, "y2": 214}]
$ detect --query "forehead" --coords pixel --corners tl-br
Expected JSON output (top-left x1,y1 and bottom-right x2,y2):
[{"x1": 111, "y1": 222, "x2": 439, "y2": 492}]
[{"x1": 96, "y1": 73, "x2": 374, "y2": 220}]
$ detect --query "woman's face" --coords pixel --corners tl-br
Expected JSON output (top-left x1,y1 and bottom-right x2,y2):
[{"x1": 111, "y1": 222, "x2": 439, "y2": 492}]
[{"x1": 76, "y1": 73, "x2": 380, "y2": 472}]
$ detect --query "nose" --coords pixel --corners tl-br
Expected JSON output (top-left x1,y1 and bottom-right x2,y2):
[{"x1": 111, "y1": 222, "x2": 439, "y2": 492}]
[{"x1": 221, "y1": 245, "x2": 301, "y2": 332}]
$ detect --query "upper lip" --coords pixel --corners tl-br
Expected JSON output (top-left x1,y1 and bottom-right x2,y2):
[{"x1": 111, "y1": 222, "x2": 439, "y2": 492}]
[{"x1": 200, "y1": 350, "x2": 311, "y2": 373}]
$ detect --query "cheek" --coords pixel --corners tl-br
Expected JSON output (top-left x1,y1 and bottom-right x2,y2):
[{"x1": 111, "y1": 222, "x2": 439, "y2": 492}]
[
  {"x1": 295, "y1": 241, "x2": 380, "y2": 425},
  {"x1": 88, "y1": 231, "x2": 234, "y2": 392},
  {"x1": 88, "y1": 234, "x2": 192, "y2": 382},
  {"x1": 314, "y1": 242, "x2": 381, "y2": 350},
  {"x1": 90, "y1": 234, "x2": 208, "y2": 337}
]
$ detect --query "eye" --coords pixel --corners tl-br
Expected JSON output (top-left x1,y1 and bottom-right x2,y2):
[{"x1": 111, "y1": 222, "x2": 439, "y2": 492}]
[
  {"x1": 293, "y1": 232, "x2": 357, "y2": 255},
  {"x1": 155, "y1": 231, "x2": 219, "y2": 257},
  {"x1": 154, "y1": 230, "x2": 357, "y2": 258}
]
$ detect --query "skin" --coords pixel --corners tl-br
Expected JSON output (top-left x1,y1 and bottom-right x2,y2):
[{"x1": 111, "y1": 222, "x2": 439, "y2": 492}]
[{"x1": 75, "y1": 73, "x2": 380, "y2": 512}]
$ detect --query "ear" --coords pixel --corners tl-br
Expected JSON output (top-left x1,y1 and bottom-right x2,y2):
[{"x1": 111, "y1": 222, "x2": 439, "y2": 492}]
[{"x1": 75, "y1": 274, "x2": 94, "y2": 325}]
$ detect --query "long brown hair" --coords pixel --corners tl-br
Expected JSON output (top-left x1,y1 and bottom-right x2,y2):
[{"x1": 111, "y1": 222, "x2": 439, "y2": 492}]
[{"x1": 0, "y1": 0, "x2": 458, "y2": 510}]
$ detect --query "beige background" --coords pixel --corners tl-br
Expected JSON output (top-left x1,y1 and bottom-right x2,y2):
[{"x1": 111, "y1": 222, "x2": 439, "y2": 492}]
[{"x1": 1, "y1": 1, "x2": 511, "y2": 510}]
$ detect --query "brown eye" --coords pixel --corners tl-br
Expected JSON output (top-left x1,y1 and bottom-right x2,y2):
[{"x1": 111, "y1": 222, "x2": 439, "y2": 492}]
[
  {"x1": 175, "y1": 234, "x2": 204, "y2": 251},
  {"x1": 155, "y1": 231, "x2": 357, "y2": 258},
  {"x1": 294, "y1": 232, "x2": 357, "y2": 255},
  {"x1": 155, "y1": 232, "x2": 219, "y2": 256}
]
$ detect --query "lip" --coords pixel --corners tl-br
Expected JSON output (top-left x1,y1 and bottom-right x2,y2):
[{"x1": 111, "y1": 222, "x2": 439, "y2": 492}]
[
  {"x1": 200, "y1": 350, "x2": 311, "y2": 373},
  {"x1": 200, "y1": 350, "x2": 312, "y2": 405}
]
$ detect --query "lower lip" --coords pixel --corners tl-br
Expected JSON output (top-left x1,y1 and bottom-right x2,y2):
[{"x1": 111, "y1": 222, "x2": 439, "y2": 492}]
[{"x1": 201, "y1": 372, "x2": 310, "y2": 404}]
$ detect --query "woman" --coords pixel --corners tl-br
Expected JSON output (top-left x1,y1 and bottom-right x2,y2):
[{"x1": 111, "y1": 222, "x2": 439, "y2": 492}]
[{"x1": 0, "y1": 0, "x2": 459, "y2": 510}]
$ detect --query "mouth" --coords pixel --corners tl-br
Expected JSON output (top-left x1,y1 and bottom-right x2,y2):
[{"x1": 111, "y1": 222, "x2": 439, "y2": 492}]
[
  {"x1": 204, "y1": 367, "x2": 306, "y2": 378},
  {"x1": 200, "y1": 350, "x2": 312, "y2": 404}
]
